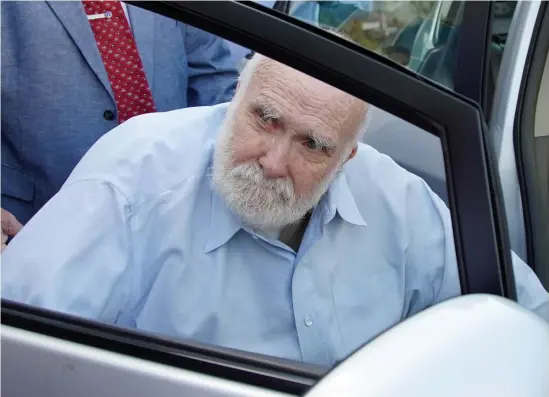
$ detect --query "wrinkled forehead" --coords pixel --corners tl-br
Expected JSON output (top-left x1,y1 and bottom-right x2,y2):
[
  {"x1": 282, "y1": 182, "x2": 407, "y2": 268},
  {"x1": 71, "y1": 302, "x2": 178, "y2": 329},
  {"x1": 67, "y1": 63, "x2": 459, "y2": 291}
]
[{"x1": 243, "y1": 58, "x2": 365, "y2": 139}]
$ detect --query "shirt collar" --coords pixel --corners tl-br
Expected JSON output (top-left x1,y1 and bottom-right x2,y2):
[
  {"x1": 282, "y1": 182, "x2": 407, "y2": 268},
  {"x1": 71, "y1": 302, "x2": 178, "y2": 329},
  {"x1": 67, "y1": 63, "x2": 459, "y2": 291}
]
[
  {"x1": 204, "y1": 170, "x2": 367, "y2": 253},
  {"x1": 204, "y1": 183, "x2": 243, "y2": 253},
  {"x1": 321, "y1": 171, "x2": 368, "y2": 227}
]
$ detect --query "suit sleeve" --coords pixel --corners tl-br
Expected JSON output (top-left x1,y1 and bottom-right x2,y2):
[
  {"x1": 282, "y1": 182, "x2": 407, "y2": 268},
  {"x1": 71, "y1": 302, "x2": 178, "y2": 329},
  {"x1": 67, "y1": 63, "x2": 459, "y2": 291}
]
[
  {"x1": 1, "y1": 179, "x2": 134, "y2": 324},
  {"x1": 182, "y1": 24, "x2": 238, "y2": 106}
]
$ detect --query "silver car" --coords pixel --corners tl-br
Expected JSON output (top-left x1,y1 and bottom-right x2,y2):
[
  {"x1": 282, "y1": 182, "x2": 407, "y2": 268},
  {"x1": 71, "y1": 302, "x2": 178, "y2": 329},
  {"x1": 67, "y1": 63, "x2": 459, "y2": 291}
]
[{"x1": 3, "y1": 1, "x2": 549, "y2": 396}]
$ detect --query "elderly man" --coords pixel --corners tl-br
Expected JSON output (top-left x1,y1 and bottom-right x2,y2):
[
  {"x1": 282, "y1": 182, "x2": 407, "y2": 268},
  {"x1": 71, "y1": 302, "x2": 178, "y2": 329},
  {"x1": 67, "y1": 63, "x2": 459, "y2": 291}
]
[{"x1": 2, "y1": 55, "x2": 548, "y2": 367}]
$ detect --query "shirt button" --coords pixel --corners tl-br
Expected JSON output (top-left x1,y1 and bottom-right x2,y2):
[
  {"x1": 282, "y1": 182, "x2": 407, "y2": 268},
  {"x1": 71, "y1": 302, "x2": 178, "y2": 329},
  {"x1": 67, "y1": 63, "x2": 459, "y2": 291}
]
[
  {"x1": 304, "y1": 317, "x2": 313, "y2": 327},
  {"x1": 103, "y1": 110, "x2": 115, "y2": 121}
]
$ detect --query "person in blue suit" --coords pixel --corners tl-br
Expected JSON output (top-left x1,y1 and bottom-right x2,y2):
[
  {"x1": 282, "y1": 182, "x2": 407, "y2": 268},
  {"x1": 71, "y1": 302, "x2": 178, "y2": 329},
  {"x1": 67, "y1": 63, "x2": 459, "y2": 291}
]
[{"x1": 1, "y1": 1, "x2": 237, "y2": 246}]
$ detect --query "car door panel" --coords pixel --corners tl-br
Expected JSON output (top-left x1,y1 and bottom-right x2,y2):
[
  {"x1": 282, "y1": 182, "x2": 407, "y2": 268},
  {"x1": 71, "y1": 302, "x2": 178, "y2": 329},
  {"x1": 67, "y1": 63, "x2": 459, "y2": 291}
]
[{"x1": 1, "y1": 325, "x2": 292, "y2": 397}]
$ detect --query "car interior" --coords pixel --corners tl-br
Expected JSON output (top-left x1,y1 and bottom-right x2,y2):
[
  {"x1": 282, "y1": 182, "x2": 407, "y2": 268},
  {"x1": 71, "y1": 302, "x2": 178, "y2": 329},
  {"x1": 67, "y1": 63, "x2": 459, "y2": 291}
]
[{"x1": 533, "y1": 49, "x2": 549, "y2": 286}]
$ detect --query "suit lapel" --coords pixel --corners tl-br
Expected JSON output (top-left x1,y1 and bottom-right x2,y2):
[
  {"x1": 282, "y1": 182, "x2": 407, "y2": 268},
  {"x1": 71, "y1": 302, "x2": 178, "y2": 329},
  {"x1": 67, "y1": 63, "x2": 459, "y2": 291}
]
[
  {"x1": 127, "y1": 4, "x2": 156, "y2": 92},
  {"x1": 46, "y1": 1, "x2": 115, "y2": 101}
]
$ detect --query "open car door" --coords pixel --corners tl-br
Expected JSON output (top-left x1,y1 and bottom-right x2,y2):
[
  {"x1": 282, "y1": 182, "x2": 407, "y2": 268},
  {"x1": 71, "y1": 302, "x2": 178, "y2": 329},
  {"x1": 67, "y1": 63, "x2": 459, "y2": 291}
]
[{"x1": 2, "y1": 1, "x2": 548, "y2": 396}]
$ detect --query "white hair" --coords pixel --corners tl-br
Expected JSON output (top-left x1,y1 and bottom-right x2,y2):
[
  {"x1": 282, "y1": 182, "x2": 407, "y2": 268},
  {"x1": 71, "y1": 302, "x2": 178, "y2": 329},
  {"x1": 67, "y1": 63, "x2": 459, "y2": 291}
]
[{"x1": 234, "y1": 53, "x2": 264, "y2": 103}]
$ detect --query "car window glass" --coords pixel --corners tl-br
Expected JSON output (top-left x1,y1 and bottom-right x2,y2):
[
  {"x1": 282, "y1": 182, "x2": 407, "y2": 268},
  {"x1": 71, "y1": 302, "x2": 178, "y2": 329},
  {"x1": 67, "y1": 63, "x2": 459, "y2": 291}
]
[
  {"x1": 285, "y1": 0, "x2": 517, "y2": 97},
  {"x1": 0, "y1": 2, "x2": 464, "y2": 369}
]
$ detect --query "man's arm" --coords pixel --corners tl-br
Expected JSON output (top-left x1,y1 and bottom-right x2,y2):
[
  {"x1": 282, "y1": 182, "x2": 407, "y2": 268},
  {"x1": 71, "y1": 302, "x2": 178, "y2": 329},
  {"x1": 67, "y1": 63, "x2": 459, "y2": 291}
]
[
  {"x1": 403, "y1": 177, "x2": 549, "y2": 322},
  {"x1": 1, "y1": 179, "x2": 134, "y2": 324},
  {"x1": 182, "y1": 24, "x2": 238, "y2": 106},
  {"x1": 402, "y1": 178, "x2": 461, "y2": 317},
  {"x1": 510, "y1": 251, "x2": 549, "y2": 320},
  {"x1": 424, "y1": 184, "x2": 549, "y2": 321}
]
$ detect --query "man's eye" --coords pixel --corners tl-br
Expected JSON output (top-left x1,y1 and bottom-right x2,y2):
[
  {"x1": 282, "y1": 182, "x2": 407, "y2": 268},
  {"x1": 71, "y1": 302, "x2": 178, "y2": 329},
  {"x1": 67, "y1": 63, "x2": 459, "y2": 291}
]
[{"x1": 305, "y1": 139, "x2": 321, "y2": 151}]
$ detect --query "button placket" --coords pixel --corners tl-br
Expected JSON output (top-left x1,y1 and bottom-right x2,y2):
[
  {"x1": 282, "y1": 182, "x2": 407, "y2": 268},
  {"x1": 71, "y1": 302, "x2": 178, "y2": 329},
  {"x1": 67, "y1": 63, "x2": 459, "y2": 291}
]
[{"x1": 292, "y1": 255, "x2": 326, "y2": 364}]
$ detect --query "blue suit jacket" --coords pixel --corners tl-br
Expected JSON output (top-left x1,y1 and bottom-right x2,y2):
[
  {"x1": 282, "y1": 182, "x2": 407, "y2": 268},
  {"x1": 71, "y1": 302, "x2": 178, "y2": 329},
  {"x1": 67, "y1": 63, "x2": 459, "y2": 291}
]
[{"x1": 1, "y1": 1, "x2": 237, "y2": 224}]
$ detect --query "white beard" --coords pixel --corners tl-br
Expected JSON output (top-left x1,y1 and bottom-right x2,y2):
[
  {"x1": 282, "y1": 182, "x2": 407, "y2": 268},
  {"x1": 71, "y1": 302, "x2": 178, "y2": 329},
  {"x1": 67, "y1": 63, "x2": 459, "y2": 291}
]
[{"x1": 212, "y1": 106, "x2": 341, "y2": 235}]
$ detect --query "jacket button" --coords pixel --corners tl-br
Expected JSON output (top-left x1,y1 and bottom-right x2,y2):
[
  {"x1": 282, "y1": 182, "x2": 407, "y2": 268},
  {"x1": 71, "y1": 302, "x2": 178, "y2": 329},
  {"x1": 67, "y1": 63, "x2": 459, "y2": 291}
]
[{"x1": 103, "y1": 110, "x2": 115, "y2": 121}]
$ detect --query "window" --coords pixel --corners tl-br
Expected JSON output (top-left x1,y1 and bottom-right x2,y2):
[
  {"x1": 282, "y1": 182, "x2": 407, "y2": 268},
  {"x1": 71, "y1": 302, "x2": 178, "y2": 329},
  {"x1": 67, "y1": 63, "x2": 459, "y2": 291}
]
[
  {"x1": 1, "y1": 0, "x2": 460, "y2": 370},
  {"x1": 2, "y1": 1, "x2": 542, "y2": 394},
  {"x1": 284, "y1": 0, "x2": 517, "y2": 99},
  {"x1": 1, "y1": 11, "x2": 457, "y2": 364}
]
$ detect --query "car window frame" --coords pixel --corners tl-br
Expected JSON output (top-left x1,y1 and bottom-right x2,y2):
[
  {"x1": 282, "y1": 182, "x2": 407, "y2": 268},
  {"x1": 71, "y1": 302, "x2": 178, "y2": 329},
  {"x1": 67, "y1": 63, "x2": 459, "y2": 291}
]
[
  {"x1": 277, "y1": 1, "x2": 495, "y2": 116},
  {"x1": 453, "y1": 1, "x2": 494, "y2": 116},
  {"x1": 1, "y1": 0, "x2": 517, "y2": 393}
]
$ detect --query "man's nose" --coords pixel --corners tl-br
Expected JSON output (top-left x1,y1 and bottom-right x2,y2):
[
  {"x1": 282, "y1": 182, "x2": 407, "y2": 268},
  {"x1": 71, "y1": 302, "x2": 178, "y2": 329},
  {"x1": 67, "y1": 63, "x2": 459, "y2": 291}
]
[{"x1": 258, "y1": 143, "x2": 289, "y2": 179}]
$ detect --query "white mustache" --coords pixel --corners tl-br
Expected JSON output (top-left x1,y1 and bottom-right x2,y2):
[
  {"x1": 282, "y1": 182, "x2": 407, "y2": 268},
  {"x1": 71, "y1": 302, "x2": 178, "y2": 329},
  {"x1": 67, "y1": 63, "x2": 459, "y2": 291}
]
[
  {"x1": 227, "y1": 162, "x2": 295, "y2": 203},
  {"x1": 212, "y1": 109, "x2": 341, "y2": 233}
]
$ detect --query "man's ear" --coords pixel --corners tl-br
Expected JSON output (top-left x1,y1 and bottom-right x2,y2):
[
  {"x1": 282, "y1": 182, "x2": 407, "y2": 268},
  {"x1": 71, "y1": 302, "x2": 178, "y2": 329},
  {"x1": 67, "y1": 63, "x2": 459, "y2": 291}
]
[{"x1": 345, "y1": 145, "x2": 358, "y2": 164}]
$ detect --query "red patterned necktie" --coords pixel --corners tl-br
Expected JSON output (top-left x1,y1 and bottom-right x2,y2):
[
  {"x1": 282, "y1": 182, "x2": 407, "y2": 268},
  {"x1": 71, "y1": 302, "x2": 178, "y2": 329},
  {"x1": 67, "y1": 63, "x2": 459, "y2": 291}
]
[{"x1": 82, "y1": 0, "x2": 156, "y2": 124}]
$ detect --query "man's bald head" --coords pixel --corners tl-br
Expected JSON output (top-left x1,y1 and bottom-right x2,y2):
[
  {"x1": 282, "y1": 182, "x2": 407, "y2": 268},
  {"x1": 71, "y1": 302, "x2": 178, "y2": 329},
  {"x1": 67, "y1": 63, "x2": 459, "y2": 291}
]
[
  {"x1": 236, "y1": 55, "x2": 368, "y2": 147},
  {"x1": 212, "y1": 54, "x2": 369, "y2": 234}
]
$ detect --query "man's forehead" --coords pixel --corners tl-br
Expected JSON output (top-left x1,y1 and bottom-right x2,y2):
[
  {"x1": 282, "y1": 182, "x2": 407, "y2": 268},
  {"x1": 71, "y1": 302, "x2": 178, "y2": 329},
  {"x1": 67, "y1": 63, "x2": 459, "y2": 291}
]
[
  {"x1": 248, "y1": 59, "x2": 363, "y2": 118},
  {"x1": 253, "y1": 59, "x2": 352, "y2": 99}
]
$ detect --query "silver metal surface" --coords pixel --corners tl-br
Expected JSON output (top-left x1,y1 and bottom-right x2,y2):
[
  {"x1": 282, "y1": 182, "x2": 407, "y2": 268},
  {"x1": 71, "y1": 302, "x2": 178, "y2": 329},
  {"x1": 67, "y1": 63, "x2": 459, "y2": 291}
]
[
  {"x1": 489, "y1": 0, "x2": 541, "y2": 262},
  {"x1": 306, "y1": 294, "x2": 549, "y2": 397},
  {"x1": 1, "y1": 326, "x2": 292, "y2": 397}
]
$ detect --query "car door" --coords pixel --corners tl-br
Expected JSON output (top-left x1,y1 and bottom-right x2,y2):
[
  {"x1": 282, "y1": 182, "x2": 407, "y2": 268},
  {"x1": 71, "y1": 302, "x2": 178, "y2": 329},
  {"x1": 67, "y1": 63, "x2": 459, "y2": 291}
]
[{"x1": 1, "y1": 1, "x2": 535, "y2": 396}]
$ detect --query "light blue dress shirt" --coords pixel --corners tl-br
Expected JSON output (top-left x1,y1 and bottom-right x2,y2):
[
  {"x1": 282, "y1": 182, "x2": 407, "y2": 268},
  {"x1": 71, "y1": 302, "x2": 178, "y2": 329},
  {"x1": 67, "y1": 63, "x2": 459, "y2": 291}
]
[{"x1": 2, "y1": 103, "x2": 548, "y2": 367}]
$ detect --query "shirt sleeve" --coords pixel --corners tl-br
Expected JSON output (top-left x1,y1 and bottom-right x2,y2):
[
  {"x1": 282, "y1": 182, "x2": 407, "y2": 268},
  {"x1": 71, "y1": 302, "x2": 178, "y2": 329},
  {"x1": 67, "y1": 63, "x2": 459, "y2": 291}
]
[
  {"x1": 403, "y1": 178, "x2": 460, "y2": 317},
  {"x1": 431, "y1": 191, "x2": 549, "y2": 322},
  {"x1": 404, "y1": 178, "x2": 549, "y2": 322},
  {"x1": 511, "y1": 250, "x2": 549, "y2": 321},
  {"x1": 1, "y1": 179, "x2": 134, "y2": 324}
]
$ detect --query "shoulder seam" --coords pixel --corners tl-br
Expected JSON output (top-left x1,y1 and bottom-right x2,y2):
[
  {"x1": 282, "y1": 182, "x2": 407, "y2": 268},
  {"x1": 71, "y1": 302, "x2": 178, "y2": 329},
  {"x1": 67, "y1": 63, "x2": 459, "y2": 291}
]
[{"x1": 63, "y1": 178, "x2": 133, "y2": 212}]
